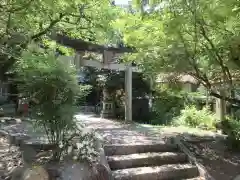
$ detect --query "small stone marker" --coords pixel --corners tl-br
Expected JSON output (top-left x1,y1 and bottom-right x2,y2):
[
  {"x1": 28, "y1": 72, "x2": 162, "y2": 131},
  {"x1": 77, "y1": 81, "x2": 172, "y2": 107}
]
[
  {"x1": 21, "y1": 166, "x2": 49, "y2": 180},
  {"x1": 59, "y1": 161, "x2": 111, "y2": 180}
]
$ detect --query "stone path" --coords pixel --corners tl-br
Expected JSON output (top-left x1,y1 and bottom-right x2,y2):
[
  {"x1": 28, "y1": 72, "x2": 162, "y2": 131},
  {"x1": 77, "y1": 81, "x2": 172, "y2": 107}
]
[
  {"x1": 0, "y1": 113, "x2": 203, "y2": 180},
  {"x1": 75, "y1": 113, "x2": 226, "y2": 145},
  {"x1": 74, "y1": 113, "x2": 202, "y2": 179},
  {"x1": 0, "y1": 118, "x2": 49, "y2": 144},
  {"x1": 0, "y1": 113, "x2": 223, "y2": 148},
  {"x1": 74, "y1": 113, "x2": 169, "y2": 145}
]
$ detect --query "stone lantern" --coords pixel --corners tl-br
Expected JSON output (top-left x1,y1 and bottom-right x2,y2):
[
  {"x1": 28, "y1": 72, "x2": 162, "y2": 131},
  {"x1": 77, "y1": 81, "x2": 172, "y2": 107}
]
[{"x1": 101, "y1": 88, "x2": 114, "y2": 118}]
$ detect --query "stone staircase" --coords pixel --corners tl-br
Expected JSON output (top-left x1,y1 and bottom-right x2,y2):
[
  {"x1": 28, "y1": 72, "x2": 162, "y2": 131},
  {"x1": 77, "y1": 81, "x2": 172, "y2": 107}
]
[{"x1": 104, "y1": 142, "x2": 201, "y2": 180}]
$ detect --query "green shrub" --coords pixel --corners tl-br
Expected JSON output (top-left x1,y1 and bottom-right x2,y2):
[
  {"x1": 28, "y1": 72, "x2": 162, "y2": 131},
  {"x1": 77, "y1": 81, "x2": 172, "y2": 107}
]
[
  {"x1": 14, "y1": 47, "x2": 98, "y2": 161},
  {"x1": 59, "y1": 121, "x2": 101, "y2": 163},
  {"x1": 151, "y1": 89, "x2": 185, "y2": 125},
  {"x1": 150, "y1": 84, "x2": 208, "y2": 125},
  {"x1": 222, "y1": 117, "x2": 240, "y2": 150},
  {"x1": 173, "y1": 105, "x2": 217, "y2": 130}
]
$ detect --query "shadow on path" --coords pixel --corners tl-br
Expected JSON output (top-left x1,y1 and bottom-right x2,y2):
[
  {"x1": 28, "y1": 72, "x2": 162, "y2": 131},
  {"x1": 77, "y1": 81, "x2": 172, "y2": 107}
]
[{"x1": 75, "y1": 113, "x2": 166, "y2": 145}]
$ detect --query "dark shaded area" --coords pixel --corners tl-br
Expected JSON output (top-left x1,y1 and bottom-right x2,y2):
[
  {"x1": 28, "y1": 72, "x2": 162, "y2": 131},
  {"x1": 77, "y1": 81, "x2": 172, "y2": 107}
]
[
  {"x1": 132, "y1": 98, "x2": 150, "y2": 122},
  {"x1": 0, "y1": 73, "x2": 19, "y2": 112},
  {"x1": 79, "y1": 67, "x2": 151, "y2": 122}
]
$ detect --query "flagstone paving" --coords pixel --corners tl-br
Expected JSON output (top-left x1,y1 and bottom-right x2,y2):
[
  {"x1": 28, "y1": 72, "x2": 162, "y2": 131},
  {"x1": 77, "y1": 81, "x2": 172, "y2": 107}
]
[{"x1": 74, "y1": 113, "x2": 168, "y2": 145}]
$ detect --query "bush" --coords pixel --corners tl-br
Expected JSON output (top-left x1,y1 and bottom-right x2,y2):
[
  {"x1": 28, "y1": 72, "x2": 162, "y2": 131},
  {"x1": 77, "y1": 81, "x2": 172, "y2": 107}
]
[
  {"x1": 14, "y1": 47, "x2": 98, "y2": 161},
  {"x1": 221, "y1": 117, "x2": 240, "y2": 150},
  {"x1": 173, "y1": 105, "x2": 217, "y2": 130},
  {"x1": 150, "y1": 84, "x2": 208, "y2": 125},
  {"x1": 150, "y1": 89, "x2": 185, "y2": 125},
  {"x1": 59, "y1": 121, "x2": 101, "y2": 163}
]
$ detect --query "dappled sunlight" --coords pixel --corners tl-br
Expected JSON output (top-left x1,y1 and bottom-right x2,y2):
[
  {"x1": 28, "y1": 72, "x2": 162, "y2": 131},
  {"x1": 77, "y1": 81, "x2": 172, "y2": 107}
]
[
  {"x1": 1, "y1": 121, "x2": 50, "y2": 144},
  {"x1": 75, "y1": 113, "x2": 121, "y2": 129},
  {"x1": 0, "y1": 136, "x2": 22, "y2": 178},
  {"x1": 75, "y1": 113, "x2": 164, "y2": 144},
  {"x1": 184, "y1": 139, "x2": 240, "y2": 180},
  {"x1": 109, "y1": 152, "x2": 178, "y2": 161},
  {"x1": 113, "y1": 164, "x2": 195, "y2": 177},
  {"x1": 76, "y1": 112, "x2": 240, "y2": 179},
  {"x1": 137, "y1": 124, "x2": 221, "y2": 137},
  {"x1": 95, "y1": 127, "x2": 162, "y2": 144},
  {"x1": 76, "y1": 112, "x2": 224, "y2": 145}
]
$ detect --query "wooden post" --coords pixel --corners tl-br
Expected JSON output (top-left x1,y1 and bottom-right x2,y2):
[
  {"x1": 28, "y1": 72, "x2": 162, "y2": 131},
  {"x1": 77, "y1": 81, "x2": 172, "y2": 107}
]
[
  {"x1": 125, "y1": 65, "x2": 132, "y2": 121},
  {"x1": 149, "y1": 76, "x2": 153, "y2": 109},
  {"x1": 215, "y1": 90, "x2": 226, "y2": 121},
  {"x1": 74, "y1": 52, "x2": 81, "y2": 69}
]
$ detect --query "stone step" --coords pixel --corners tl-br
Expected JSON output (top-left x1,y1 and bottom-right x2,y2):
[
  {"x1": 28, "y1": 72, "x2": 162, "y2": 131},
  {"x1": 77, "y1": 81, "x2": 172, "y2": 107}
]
[
  {"x1": 104, "y1": 143, "x2": 178, "y2": 156},
  {"x1": 112, "y1": 164, "x2": 199, "y2": 180},
  {"x1": 23, "y1": 140, "x2": 57, "y2": 152},
  {"x1": 108, "y1": 152, "x2": 188, "y2": 170},
  {"x1": 184, "y1": 177, "x2": 203, "y2": 180}
]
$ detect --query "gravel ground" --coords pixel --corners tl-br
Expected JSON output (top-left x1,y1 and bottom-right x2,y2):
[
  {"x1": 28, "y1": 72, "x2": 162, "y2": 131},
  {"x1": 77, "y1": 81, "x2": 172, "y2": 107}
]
[
  {"x1": 0, "y1": 137, "x2": 23, "y2": 180},
  {"x1": 1, "y1": 113, "x2": 237, "y2": 180},
  {"x1": 0, "y1": 117, "x2": 46, "y2": 180},
  {"x1": 183, "y1": 137, "x2": 240, "y2": 180}
]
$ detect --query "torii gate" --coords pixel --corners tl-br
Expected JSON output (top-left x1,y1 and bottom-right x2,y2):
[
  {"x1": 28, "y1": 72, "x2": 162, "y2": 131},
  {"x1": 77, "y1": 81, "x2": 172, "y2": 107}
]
[{"x1": 51, "y1": 34, "x2": 140, "y2": 121}]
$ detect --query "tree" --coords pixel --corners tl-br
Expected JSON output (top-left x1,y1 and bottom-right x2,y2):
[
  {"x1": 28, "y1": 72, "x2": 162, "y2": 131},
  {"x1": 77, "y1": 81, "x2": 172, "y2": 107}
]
[
  {"x1": 0, "y1": 0, "x2": 123, "y2": 79},
  {"x1": 15, "y1": 45, "x2": 96, "y2": 161},
  {"x1": 114, "y1": 0, "x2": 240, "y2": 105}
]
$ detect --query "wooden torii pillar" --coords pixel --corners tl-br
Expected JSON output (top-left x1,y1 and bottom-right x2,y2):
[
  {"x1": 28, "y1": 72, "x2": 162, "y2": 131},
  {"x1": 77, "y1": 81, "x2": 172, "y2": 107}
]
[
  {"x1": 51, "y1": 33, "x2": 139, "y2": 121},
  {"x1": 125, "y1": 64, "x2": 132, "y2": 122}
]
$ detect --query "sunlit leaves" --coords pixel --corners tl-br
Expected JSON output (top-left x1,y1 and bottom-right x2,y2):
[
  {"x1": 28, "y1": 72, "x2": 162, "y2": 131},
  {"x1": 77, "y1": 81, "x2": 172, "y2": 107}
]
[
  {"x1": 116, "y1": 0, "x2": 240, "y2": 76},
  {"x1": 0, "y1": 0, "x2": 127, "y2": 77},
  {"x1": 0, "y1": 0, "x2": 122, "y2": 44}
]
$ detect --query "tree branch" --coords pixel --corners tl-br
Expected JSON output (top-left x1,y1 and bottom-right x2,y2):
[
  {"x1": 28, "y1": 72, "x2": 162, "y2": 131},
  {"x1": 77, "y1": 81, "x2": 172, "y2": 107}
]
[
  {"x1": 31, "y1": 13, "x2": 65, "y2": 40},
  {"x1": 183, "y1": 0, "x2": 233, "y2": 88},
  {"x1": 187, "y1": 71, "x2": 240, "y2": 104},
  {"x1": 210, "y1": 91, "x2": 240, "y2": 104},
  {"x1": 199, "y1": 20, "x2": 232, "y2": 83},
  {"x1": 183, "y1": 0, "x2": 233, "y2": 86},
  {"x1": 177, "y1": 30, "x2": 212, "y2": 89}
]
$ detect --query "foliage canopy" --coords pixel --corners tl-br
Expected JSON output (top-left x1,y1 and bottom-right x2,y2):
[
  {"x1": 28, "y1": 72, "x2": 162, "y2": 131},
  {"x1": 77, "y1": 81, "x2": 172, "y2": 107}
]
[
  {"x1": 115, "y1": 0, "x2": 240, "y2": 104},
  {"x1": 0, "y1": 0, "x2": 124, "y2": 78}
]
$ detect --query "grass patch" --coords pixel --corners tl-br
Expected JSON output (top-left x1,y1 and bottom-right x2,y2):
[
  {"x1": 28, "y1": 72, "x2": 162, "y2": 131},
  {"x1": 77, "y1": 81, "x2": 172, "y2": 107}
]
[{"x1": 134, "y1": 123, "x2": 221, "y2": 137}]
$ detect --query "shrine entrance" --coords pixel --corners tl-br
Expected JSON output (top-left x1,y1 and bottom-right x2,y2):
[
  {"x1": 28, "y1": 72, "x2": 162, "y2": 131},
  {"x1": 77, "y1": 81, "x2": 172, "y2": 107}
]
[{"x1": 52, "y1": 33, "x2": 139, "y2": 121}]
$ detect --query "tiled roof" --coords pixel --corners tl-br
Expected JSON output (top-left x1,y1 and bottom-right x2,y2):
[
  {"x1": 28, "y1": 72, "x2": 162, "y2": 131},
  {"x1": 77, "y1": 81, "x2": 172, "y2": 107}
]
[{"x1": 156, "y1": 73, "x2": 198, "y2": 84}]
